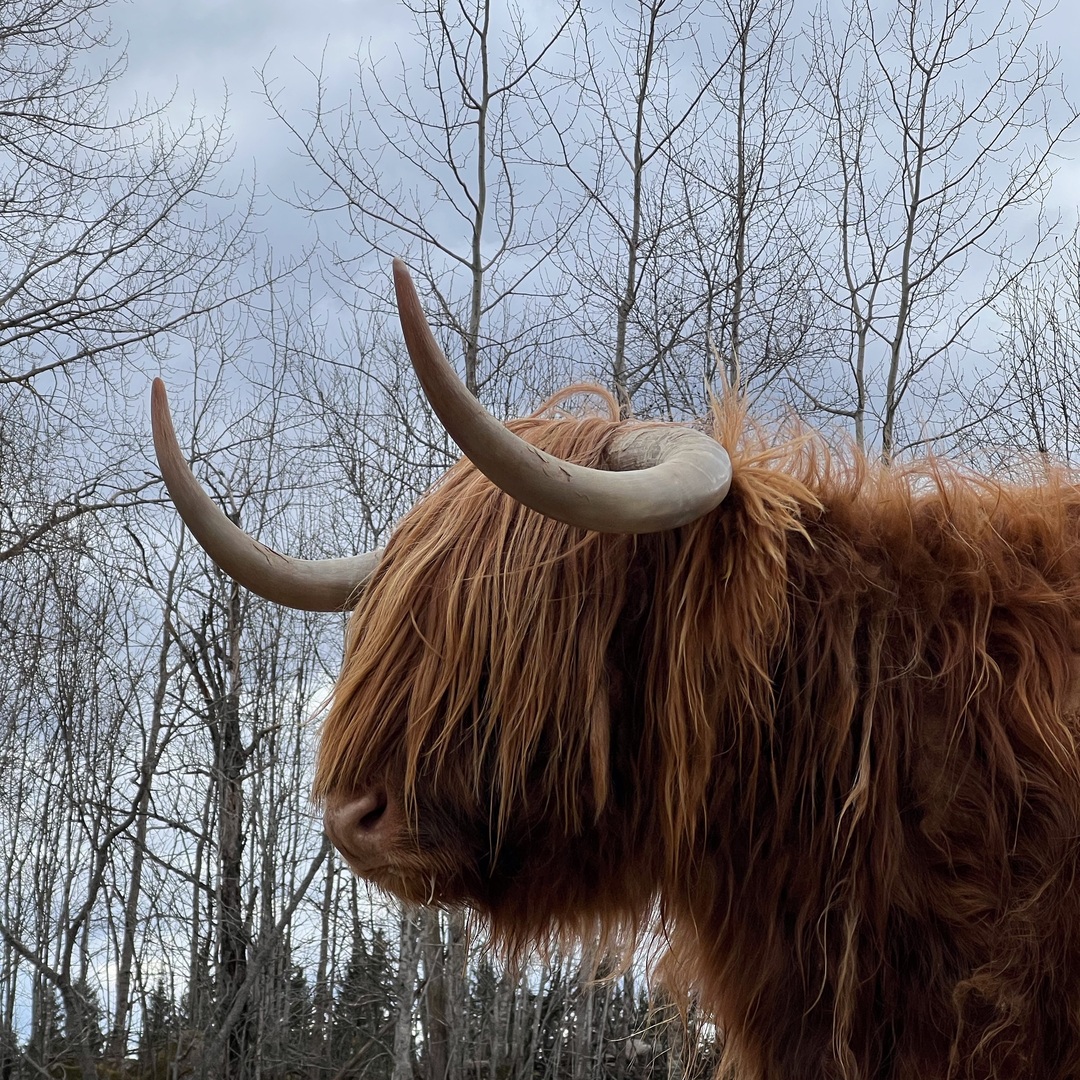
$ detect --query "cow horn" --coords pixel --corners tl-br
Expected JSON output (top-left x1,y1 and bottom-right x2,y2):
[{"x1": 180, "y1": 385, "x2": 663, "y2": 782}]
[
  {"x1": 151, "y1": 379, "x2": 381, "y2": 612},
  {"x1": 393, "y1": 259, "x2": 732, "y2": 533}
]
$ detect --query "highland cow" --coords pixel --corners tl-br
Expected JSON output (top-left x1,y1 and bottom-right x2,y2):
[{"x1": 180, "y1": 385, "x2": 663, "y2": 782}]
[{"x1": 151, "y1": 260, "x2": 1080, "y2": 1080}]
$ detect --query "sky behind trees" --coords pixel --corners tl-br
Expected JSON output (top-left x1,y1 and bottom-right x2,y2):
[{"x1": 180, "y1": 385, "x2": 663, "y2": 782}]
[
  {"x1": 110, "y1": 0, "x2": 1080, "y2": 453},
  {"x1": 112, "y1": 0, "x2": 1080, "y2": 226}
]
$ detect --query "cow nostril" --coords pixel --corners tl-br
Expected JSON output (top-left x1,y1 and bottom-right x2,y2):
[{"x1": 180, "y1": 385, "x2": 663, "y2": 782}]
[
  {"x1": 324, "y1": 789, "x2": 396, "y2": 868},
  {"x1": 357, "y1": 793, "x2": 388, "y2": 831}
]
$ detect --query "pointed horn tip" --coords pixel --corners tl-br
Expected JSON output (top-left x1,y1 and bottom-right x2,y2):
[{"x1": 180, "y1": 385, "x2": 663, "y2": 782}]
[
  {"x1": 150, "y1": 377, "x2": 171, "y2": 415},
  {"x1": 392, "y1": 258, "x2": 418, "y2": 308},
  {"x1": 392, "y1": 258, "x2": 414, "y2": 297},
  {"x1": 150, "y1": 378, "x2": 172, "y2": 437}
]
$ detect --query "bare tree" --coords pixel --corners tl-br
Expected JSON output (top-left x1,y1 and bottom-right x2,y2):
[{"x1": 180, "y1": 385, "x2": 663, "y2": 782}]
[
  {"x1": 390, "y1": 911, "x2": 421, "y2": 1080},
  {"x1": 802, "y1": 0, "x2": 1077, "y2": 458},
  {"x1": 531, "y1": 0, "x2": 737, "y2": 416},
  {"x1": 962, "y1": 250, "x2": 1080, "y2": 464},
  {"x1": 0, "y1": 0, "x2": 255, "y2": 561},
  {"x1": 263, "y1": 0, "x2": 581, "y2": 409},
  {"x1": 688, "y1": 0, "x2": 824, "y2": 402},
  {"x1": 0, "y1": 525, "x2": 162, "y2": 1080}
]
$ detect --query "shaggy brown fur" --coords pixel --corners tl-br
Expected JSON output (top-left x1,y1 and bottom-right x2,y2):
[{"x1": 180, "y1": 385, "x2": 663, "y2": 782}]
[{"x1": 315, "y1": 395, "x2": 1080, "y2": 1080}]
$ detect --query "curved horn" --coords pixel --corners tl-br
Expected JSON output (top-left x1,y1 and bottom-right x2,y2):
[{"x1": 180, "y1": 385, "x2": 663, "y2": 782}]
[
  {"x1": 151, "y1": 379, "x2": 381, "y2": 612},
  {"x1": 393, "y1": 259, "x2": 732, "y2": 533}
]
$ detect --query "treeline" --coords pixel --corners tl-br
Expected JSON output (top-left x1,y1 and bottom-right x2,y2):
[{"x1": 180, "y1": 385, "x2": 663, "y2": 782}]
[
  {"x1": 14, "y1": 932, "x2": 718, "y2": 1080},
  {"x1": 1, "y1": 0, "x2": 1079, "y2": 1078}
]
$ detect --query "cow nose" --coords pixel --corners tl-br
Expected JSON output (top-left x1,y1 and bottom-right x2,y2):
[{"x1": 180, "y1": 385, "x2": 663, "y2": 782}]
[{"x1": 323, "y1": 789, "x2": 393, "y2": 872}]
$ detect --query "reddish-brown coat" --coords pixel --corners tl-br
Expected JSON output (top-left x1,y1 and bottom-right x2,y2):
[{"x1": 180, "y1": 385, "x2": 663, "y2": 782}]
[{"x1": 319, "y1": 400, "x2": 1080, "y2": 1080}]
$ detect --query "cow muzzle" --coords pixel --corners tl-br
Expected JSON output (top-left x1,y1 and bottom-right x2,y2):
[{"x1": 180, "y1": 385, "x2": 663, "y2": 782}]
[{"x1": 323, "y1": 788, "x2": 400, "y2": 874}]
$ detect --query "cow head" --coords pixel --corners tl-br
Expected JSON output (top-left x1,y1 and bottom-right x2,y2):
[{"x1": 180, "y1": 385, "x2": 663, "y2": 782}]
[{"x1": 151, "y1": 260, "x2": 733, "y2": 943}]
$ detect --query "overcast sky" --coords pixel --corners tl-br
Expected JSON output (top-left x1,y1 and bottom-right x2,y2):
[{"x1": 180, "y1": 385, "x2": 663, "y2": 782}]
[
  {"x1": 112, "y1": 0, "x2": 403, "y2": 240},
  {"x1": 110, "y1": 0, "x2": 1080, "y2": 286},
  {"x1": 113, "y1": 0, "x2": 408, "y2": 148}
]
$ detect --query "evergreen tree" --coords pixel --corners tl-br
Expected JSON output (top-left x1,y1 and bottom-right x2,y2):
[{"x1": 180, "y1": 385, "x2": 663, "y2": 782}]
[
  {"x1": 66, "y1": 977, "x2": 104, "y2": 1059},
  {"x1": 333, "y1": 926, "x2": 397, "y2": 1078},
  {"x1": 25, "y1": 981, "x2": 64, "y2": 1072},
  {"x1": 280, "y1": 965, "x2": 316, "y2": 1078},
  {"x1": 466, "y1": 958, "x2": 499, "y2": 1080},
  {"x1": 138, "y1": 979, "x2": 179, "y2": 1076},
  {"x1": 0, "y1": 1019, "x2": 16, "y2": 1080}
]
